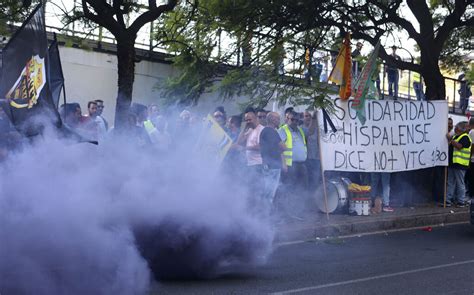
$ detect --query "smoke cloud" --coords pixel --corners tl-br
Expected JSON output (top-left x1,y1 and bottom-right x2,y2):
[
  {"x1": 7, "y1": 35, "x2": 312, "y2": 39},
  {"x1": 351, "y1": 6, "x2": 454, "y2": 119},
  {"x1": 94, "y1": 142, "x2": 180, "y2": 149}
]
[{"x1": 0, "y1": 128, "x2": 274, "y2": 294}]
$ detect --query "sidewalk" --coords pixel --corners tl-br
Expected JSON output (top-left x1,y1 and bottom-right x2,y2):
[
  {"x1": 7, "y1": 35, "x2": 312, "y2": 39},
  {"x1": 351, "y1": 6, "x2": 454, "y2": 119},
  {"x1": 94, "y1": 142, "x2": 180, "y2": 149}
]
[{"x1": 275, "y1": 203, "x2": 470, "y2": 242}]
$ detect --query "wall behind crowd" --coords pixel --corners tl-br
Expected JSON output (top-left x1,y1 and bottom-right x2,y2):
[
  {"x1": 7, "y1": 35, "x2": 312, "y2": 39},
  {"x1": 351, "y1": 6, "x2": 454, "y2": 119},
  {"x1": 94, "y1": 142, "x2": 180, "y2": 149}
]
[{"x1": 59, "y1": 46, "x2": 249, "y2": 125}]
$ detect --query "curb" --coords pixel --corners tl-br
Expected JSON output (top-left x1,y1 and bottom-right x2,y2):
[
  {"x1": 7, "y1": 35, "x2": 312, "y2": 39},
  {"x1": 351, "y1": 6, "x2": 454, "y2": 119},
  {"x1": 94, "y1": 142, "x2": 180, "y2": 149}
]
[{"x1": 276, "y1": 210, "x2": 470, "y2": 242}]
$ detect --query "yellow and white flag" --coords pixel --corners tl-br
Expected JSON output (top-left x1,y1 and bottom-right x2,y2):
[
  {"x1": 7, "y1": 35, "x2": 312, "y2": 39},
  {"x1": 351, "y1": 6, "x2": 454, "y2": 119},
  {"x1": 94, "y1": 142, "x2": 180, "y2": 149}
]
[{"x1": 328, "y1": 33, "x2": 352, "y2": 100}]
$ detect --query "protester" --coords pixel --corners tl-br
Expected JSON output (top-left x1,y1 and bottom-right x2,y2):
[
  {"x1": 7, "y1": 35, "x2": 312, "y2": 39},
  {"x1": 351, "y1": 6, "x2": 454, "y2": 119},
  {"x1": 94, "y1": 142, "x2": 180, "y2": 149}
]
[
  {"x1": 413, "y1": 72, "x2": 425, "y2": 101},
  {"x1": 213, "y1": 110, "x2": 227, "y2": 129},
  {"x1": 386, "y1": 46, "x2": 401, "y2": 99},
  {"x1": 61, "y1": 103, "x2": 82, "y2": 130},
  {"x1": 94, "y1": 99, "x2": 108, "y2": 131},
  {"x1": 370, "y1": 172, "x2": 393, "y2": 212},
  {"x1": 222, "y1": 115, "x2": 245, "y2": 181},
  {"x1": 284, "y1": 107, "x2": 294, "y2": 125},
  {"x1": 278, "y1": 110, "x2": 308, "y2": 219},
  {"x1": 80, "y1": 101, "x2": 99, "y2": 140},
  {"x1": 448, "y1": 117, "x2": 454, "y2": 137},
  {"x1": 214, "y1": 106, "x2": 227, "y2": 121},
  {"x1": 446, "y1": 121, "x2": 472, "y2": 207},
  {"x1": 351, "y1": 41, "x2": 363, "y2": 77},
  {"x1": 235, "y1": 108, "x2": 265, "y2": 197},
  {"x1": 139, "y1": 104, "x2": 170, "y2": 150},
  {"x1": 129, "y1": 103, "x2": 152, "y2": 147},
  {"x1": 260, "y1": 112, "x2": 286, "y2": 212},
  {"x1": 149, "y1": 115, "x2": 171, "y2": 151},
  {"x1": 112, "y1": 111, "x2": 152, "y2": 147},
  {"x1": 458, "y1": 73, "x2": 472, "y2": 114},
  {"x1": 172, "y1": 109, "x2": 196, "y2": 147},
  {"x1": 466, "y1": 117, "x2": 474, "y2": 200},
  {"x1": 148, "y1": 104, "x2": 160, "y2": 119},
  {"x1": 256, "y1": 109, "x2": 268, "y2": 127},
  {"x1": 143, "y1": 104, "x2": 162, "y2": 139},
  {"x1": 227, "y1": 115, "x2": 242, "y2": 142}
]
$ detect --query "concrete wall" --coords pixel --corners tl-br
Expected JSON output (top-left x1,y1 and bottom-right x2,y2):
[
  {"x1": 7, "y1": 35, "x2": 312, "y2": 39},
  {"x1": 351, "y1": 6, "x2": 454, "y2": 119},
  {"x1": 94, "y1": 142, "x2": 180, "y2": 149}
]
[
  {"x1": 60, "y1": 47, "x2": 176, "y2": 124},
  {"x1": 59, "y1": 47, "x2": 250, "y2": 125}
]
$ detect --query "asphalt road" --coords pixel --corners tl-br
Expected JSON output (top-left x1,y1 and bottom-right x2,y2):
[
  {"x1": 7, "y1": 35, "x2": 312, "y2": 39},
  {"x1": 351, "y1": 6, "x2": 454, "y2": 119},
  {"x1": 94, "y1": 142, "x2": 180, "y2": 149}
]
[{"x1": 151, "y1": 223, "x2": 474, "y2": 295}]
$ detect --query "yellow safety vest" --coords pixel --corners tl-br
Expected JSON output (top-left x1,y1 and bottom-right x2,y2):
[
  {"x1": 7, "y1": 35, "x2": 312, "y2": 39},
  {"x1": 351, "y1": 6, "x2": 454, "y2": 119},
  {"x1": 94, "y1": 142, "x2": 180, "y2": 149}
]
[
  {"x1": 280, "y1": 124, "x2": 307, "y2": 167},
  {"x1": 143, "y1": 120, "x2": 156, "y2": 135},
  {"x1": 413, "y1": 72, "x2": 421, "y2": 83},
  {"x1": 453, "y1": 133, "x2": 472, "y2": 167}
]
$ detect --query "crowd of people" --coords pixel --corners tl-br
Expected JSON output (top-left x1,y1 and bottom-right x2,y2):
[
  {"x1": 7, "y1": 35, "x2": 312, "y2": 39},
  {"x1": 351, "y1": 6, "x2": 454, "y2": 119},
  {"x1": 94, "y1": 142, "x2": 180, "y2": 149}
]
[
  {"x1": 220, "y1": 106, "x2": 321, "y2": 220},
  {"x1": 2, "y1": 97, "x2": 470, "y2": 218},
  {"x1": 56, "y1": 99, "x2": 407, "y2": 218},
  {"x1": 58, "y1": 100, "x2": 326, "y2": 220}
]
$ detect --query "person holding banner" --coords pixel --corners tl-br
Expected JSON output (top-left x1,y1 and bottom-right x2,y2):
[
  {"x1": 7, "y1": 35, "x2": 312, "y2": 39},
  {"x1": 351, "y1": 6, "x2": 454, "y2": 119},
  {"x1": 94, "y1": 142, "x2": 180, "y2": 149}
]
[{"x1": 446, "y1": 121, "x2": 472, "y2": 207}]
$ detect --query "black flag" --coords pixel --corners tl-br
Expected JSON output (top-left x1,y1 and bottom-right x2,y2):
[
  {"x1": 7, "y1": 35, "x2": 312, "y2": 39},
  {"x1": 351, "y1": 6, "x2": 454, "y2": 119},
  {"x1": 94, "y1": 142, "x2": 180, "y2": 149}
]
[
  {"x1": 48, "y1": 33, "x2": 65, "y2": 108},
  {"x1": 322, "y1": 108, "x2": 337, "y2": 134},
  {"x1": 0, "y1": 4, "x2": 60, "y2": 136}
]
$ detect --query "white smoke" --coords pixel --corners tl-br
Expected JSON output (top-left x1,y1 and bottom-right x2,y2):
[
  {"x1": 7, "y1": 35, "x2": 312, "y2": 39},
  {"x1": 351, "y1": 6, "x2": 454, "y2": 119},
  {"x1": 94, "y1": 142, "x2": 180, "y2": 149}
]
[{"x1": 0, "y1": 130, "x2": 274, "y2": 294}]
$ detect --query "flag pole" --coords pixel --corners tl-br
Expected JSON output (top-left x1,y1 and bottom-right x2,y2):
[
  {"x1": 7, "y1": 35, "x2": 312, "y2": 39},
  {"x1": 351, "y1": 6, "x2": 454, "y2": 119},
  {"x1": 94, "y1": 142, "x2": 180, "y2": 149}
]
[
  {"x1": 315, "y1": 111, "x2": 330, "y2": 221},
  {"x1": 444, "y1": 166, "x2": 447, "y2": 208}
]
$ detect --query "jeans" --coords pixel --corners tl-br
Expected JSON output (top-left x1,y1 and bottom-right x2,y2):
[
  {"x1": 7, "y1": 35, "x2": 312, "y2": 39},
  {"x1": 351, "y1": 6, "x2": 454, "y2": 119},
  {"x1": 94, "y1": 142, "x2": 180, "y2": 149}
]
[
  {"x1": 460, "y1": 98, "x2": 469, "y2": 114},
  {"x1": 262, "y1": 167, "x2": 281, "y2": 205},
  {"x1": 388, "y1": 73, "x2": 399, "y2": 98},
  {"x1": 370, "y1": 172, "x2": 391, "y2": 206},
  {"x1": 246, "y1": 164, "x2": 263, "y2": 198},
  {"x1": 279, "y1": 162, "x2": 309, "y2": 217},
  {"x1": 413, "y1": 82, "x2": 425, "y2": 100},
  {"x1": 447, "y1": 168, "x2": 466, "y2": 204}
]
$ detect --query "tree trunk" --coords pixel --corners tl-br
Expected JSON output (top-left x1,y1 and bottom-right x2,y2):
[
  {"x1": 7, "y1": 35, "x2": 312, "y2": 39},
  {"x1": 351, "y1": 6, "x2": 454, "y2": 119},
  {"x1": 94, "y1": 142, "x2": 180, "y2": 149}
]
[
  {"x1": 419, "y1": 50, "x2": 445, "y2": 101},
  {"x1": 114, "y1": 34, "x2": 137, "y2": 130}
]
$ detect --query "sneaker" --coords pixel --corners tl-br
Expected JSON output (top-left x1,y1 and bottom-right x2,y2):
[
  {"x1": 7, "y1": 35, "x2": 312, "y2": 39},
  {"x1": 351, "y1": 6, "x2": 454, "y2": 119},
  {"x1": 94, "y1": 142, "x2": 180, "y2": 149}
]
[
  {"x1": 440, "y1": 202, "x2": 452, "y2": 207},
  {"x1": 383, "y1": 206, "x2": 394, "y2": 212},
  {"x1": 456, "y1": 202, "x2": 466, "y2": 208}
]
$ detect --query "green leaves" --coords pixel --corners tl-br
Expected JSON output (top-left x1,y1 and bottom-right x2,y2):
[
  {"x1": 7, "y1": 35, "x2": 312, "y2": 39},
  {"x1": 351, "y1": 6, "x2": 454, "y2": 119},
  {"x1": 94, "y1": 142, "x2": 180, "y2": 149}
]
[
  {"x1": 154, "y1": 0, "x2": 335, "y2": 110},
  {"x1": 0, "y1": 0, "x2": 38, "y2": 36}
]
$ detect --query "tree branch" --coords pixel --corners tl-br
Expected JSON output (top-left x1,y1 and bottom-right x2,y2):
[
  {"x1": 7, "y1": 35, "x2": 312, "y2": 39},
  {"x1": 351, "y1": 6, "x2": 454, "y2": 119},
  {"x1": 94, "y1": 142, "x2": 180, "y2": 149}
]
[
  {"x1": 129, "y1": 0, "x2": 178, "y2": 35},
  {"x1": 82, "y1": 0, "x2": 120, "y2": 34},
  {"x1": 112, "y1": 0, "x2": 126, "y2": 28},
  {"x1": 434, "y1": 0, "x2": 469, "y2": 51},
  {"x1": 406, "y1": 0, "x2": 434, "y2": 41}
]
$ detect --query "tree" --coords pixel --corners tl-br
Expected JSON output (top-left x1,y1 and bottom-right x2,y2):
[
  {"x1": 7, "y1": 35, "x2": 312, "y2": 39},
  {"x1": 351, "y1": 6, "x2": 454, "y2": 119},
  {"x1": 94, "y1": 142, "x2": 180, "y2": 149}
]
[
  {"x1": 156, "y1": 1, "x2": 337, "y2": 110},
  {"x1": 67, "y1": 0, "x2": 177, "y2": 129},
  {"x1": 0, "y1": 0, "x2": 36, "y2": 36},
  {"x1": 325, "y1": 0, "x2": 473, "y2": 100},
  {"x1": 158, "y1": 0, "x2": 473, "y2": 105}
]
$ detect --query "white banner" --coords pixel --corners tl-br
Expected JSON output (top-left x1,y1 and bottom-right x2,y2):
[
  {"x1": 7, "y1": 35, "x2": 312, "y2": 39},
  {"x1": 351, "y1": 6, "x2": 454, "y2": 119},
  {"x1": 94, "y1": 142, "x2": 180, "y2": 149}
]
[{"x1": 319, "y1": 98, "x2": 449, "y2": 172}]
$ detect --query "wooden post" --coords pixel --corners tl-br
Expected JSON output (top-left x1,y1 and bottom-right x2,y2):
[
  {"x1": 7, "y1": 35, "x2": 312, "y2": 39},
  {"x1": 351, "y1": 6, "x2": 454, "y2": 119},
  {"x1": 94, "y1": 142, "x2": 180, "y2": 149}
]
[
  {"x1": 444, "y1": 166, "x2": 448, "y2": 208},
  {"x1": 315, "y1": 111, "x2": 330, "y2": 221}
]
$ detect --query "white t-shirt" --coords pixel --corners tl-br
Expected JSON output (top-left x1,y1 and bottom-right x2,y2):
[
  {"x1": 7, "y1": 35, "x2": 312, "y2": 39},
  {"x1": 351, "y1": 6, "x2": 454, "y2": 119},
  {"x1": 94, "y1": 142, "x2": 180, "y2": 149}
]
[
  {"x1": 245, "y1": 124, "x2": 264, "y2": 166},
  {"x1": 95, "y1": 116, "x2": 108, "y2": 141}
]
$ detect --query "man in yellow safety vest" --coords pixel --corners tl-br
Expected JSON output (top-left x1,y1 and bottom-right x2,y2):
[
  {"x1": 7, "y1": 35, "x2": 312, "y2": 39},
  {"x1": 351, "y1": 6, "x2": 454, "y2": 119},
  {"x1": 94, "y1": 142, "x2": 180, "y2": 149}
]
[
  {"x1": 446, "y1": 121, "x2": 472, "y2": 207},
  {"x1": 278, "y1": 110, "x2": 309, "y2": 220}
]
